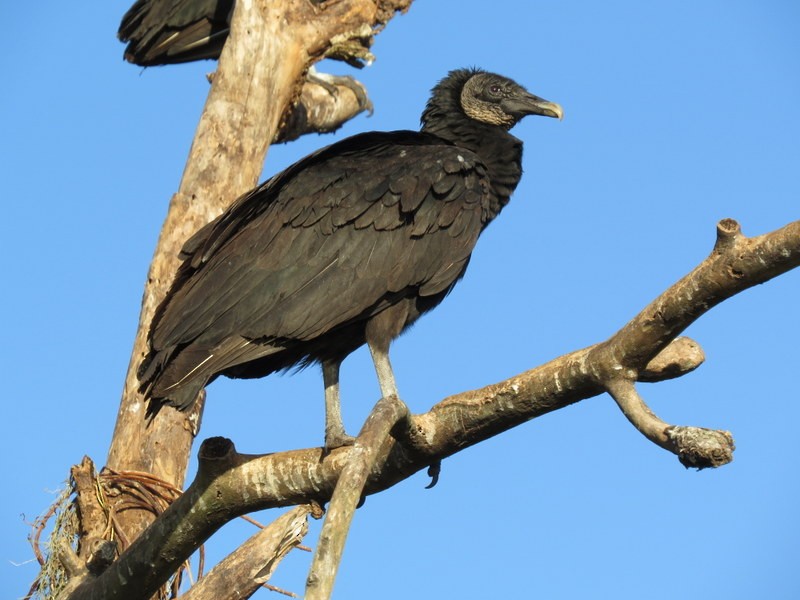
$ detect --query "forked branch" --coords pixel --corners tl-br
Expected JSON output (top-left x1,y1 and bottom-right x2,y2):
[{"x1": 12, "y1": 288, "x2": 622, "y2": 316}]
[{"x1": 65, "y1": 218, "x2": 799, "y2": 600}]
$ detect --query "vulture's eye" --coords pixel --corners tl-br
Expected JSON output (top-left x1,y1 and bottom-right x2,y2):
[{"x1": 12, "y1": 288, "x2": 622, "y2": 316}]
[{"x1": 488, "y1": 85, "x2": 502, "y2": 96}]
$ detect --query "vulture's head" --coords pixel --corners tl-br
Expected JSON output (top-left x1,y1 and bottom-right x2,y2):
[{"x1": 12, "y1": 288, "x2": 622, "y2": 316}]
[{"x1": 422, "y1": 68, "x2": 563, "y2": 133}]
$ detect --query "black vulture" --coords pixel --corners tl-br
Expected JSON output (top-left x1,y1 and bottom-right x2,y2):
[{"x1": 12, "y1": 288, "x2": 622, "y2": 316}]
[{"x1": 138, "y1": 68, "x2": 563, "y2": 449}]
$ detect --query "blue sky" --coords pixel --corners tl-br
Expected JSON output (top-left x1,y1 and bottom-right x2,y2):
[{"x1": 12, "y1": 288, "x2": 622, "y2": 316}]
[{"x1": 2, "y1": 1, "x2": 799, "y2": 598}]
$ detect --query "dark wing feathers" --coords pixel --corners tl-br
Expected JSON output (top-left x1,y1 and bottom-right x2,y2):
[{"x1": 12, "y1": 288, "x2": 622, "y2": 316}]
[
  {"x1": 119, "y1": 0, "x2": 233, "y2": 65},
  {"x1": 145, "y1": 131, "x2": 495, "y2": 397},
  {"x1": 180, "y1": 134, "x2": 390, "y2": 268}
]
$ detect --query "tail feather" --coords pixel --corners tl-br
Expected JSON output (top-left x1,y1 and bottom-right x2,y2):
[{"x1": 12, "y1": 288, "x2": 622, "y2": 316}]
[
  {"x1": 118, "y1": 0, "x2": 233, "y2": 66},
  {"x1": 145, "y1": 376, "x2": 206, "y2": 419},
  {"x1": 139, "y1": 337, "x2": 285, "y2": 414}
]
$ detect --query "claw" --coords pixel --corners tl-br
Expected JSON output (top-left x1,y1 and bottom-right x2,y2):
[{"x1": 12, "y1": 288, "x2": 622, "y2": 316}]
[
  {"x1": 307, "y1": 67, "x2": 374, "y2": 115},
  {"x1": 425, "y1": 460, "x2": 441, "y2": 489}
]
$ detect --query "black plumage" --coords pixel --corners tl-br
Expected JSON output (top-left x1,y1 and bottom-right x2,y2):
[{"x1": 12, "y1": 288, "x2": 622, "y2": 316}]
[
  {"x1": 138, "y1": 68, "x2": 563, "y2": 448},
  {"x1": 118, "y1": 0, "x2": 233, "y2": 66}
]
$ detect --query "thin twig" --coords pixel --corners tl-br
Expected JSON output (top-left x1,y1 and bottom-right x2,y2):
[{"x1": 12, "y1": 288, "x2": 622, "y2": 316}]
[{"x1": 263, "y1": 583, "x2": 299, "y2": 597}]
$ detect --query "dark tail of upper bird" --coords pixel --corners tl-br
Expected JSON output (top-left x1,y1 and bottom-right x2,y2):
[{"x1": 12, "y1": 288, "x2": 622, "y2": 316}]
[
  {"x1": 118, "y1": 0, "x2": 233, "y2": 66},
  {"x1": 138, "y1": 345, "x2": 208, "y2": 415}
]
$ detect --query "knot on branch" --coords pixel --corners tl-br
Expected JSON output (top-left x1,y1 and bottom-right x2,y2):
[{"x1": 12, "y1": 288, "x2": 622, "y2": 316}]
[
  {"x1": 714, "y1": 218, "x2": 743, "y2": 252},
  {"x1": 197, "y1": 436, "x2": 240, "y2": 480},
  {"x1": 639, "y1": 337, "x2": 705, "y2": 382},
  {"x1": 199, "y1": 436, "x2": 236, "y2": 459},
  {"x1": 667, "y1": 426, "x2": 735, "y2": 469}
]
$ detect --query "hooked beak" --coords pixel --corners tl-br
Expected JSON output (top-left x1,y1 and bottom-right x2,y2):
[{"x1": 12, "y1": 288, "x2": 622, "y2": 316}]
[{"x1": 503, "y1": 92, "x2": 564, "y2": 121}]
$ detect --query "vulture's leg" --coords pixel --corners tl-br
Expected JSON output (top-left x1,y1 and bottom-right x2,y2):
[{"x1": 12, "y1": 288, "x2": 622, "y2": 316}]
[
  {"x1": 367, "y1": 341, "x2": 400, "y2": 400},
  {"x1": 322, "y1": 358, "x2": 355, "y2": 450},
  {"x1": 365, "y1": 301, "x2": 413, "y2": 401}
]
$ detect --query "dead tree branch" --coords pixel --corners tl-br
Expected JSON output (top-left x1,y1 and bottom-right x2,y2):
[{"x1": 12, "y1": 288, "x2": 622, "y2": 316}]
[
  {"x1": 179, "y1": 506, "x2": 311, "y2": 600},
  {"x1": 408, "y1": 219, "x2": 798, "y2": 464},
  {"x1": 65, "y1": 218, "x2": 799, "y2": 600}
]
